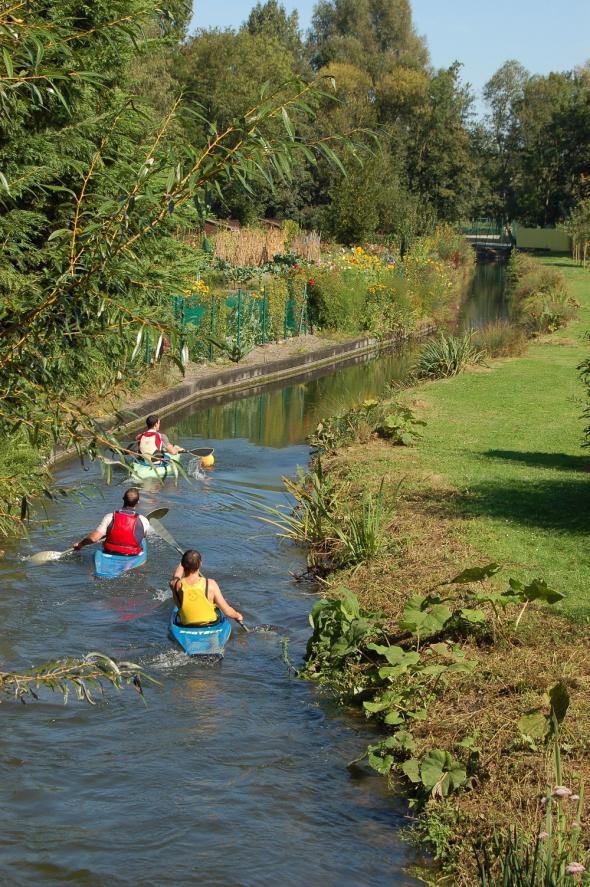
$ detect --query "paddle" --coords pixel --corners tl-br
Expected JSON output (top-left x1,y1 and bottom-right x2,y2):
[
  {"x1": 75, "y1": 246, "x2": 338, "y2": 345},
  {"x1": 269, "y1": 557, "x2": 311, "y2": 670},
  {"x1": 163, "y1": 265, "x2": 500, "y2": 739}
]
[
  {"x1": 29, "y1": 507, "x2": 169, "y2": 565},
  {"x1": 148, "y1": 516, "x2": 184, "y2": 556},
  {"x1": 148, "y1": 517, "x2": 249, "y2": 631},
  {"x1": 181, "y1": 447, "x2": 214, "y2": 458}
]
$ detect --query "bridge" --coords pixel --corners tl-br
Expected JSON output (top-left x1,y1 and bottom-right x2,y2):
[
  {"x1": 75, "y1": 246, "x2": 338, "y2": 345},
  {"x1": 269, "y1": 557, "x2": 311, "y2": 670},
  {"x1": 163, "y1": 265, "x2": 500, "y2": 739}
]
[{"x1": 461, "y1": 219, "x2": 513, "y2": 261}]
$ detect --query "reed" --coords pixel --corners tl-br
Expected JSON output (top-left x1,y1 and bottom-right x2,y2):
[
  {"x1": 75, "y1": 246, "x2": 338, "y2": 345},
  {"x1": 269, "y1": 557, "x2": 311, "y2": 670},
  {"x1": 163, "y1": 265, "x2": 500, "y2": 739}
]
[
  {"x1": 292, "y1": 230, "x2": 322, "y2": 263},
  {"x1": 213, "y1": 227, "x2": 285, "y2": 267}
]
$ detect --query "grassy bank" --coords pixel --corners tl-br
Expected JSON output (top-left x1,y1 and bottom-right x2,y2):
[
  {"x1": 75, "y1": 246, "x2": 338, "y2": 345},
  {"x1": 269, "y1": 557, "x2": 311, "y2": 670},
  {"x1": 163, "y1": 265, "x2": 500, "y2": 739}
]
[
  {"x1": 402, "y1": 256, "x2": 590, "y2": 619},
  {"x1": 290, "y1": 255, "x2": 590, "y2": 883}
]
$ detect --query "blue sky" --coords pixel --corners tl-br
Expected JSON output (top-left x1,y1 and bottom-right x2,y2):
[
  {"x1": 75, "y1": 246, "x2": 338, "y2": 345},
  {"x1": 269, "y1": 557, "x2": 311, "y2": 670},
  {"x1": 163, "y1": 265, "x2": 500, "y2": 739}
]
[{"x1": 189, "y1": 0, "x2": 590, "y2": 106}]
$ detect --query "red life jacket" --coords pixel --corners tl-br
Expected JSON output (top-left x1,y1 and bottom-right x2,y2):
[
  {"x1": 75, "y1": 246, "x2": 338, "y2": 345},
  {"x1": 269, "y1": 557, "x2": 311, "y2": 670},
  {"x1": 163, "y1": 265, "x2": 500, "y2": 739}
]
[
  {"x1": 103, "y1": 510, "x2": 144, "y2": 556},
  {"x1": 137, "y1": 430, "x2": 163, "y2": 456}
]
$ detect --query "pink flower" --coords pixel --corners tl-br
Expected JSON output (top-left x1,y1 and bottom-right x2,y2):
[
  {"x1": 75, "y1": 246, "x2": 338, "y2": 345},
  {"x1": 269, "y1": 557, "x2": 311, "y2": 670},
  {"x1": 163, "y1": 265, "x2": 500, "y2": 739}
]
[
  {"x1": 538, "y1": 831, "x2": 549, "y2": 840},
  {"x1": 571, "y1": 794, "x2": 580, "y2": 801},
  {"x1": 553, "y1": 786, "x2": 573, "y2": 800},
  {"x1": 566, "y1": 862, "x2": 585, "y2": 875}
]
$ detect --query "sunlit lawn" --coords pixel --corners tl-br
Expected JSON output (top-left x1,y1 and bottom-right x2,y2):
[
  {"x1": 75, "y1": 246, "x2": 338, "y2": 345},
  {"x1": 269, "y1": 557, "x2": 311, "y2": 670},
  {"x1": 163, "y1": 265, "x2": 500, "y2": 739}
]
[{"x1": 409, "y1": 256, "x2": 590, "y2": 618}]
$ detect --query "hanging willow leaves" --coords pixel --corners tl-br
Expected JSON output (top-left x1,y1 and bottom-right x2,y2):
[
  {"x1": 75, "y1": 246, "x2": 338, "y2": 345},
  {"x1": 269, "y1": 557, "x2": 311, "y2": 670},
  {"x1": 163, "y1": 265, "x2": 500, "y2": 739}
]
[
  {"x1": 0, "y1": 653, "x2": 158, "y2": 705},
  {"x1": 0, "y1": 1, "x2": 365, "y2": 535}
]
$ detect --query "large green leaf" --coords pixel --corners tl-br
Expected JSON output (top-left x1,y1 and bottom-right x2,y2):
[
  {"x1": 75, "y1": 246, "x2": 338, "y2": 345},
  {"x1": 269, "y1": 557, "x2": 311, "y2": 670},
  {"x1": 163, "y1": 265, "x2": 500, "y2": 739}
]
[
  {"x1": 518, "y1": 709, "x2": 549, "y2": 740},
  {"x1": 400, "y1": 601, "x2": 453, "y2": 637},
  {"x1": 521, "y1": 579, "x2": 565, "y2": 605},
  {"x1": 401, "y1": 758, "x2": 421, "y2": 783},
  {"x1": 420, "y1": 749, "x2": 467, "y2": 797},
  {"x1": 546, "y1": 681, "x2": 570, "y2": 723}
]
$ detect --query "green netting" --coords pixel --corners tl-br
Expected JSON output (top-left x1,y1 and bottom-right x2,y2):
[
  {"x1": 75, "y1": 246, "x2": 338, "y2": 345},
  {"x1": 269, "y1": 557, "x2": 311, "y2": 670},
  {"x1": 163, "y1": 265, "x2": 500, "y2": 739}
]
[{"x1": 174, "y1": 284, "x2": 308, "y2": 362}]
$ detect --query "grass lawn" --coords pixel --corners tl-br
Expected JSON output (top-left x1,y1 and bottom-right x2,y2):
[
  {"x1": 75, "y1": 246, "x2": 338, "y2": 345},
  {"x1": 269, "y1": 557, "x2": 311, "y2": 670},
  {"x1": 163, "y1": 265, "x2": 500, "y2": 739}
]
[{"x1": 406, "y1": 255, "x2": 590, "y2": 618}]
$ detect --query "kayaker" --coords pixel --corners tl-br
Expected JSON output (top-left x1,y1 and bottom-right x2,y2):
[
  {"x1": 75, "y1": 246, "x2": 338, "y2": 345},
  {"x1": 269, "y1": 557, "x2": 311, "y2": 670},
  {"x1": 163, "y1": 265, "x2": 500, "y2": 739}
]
[
  {"x1": 169, "y1": 550, "x2": 243, "y2": 626},
  {"x1": 136, "y1": 414, "x2": 184, "y2": 461},
  {"x1": 73, "y1": 488, "x2": 149, "y2": 556}
]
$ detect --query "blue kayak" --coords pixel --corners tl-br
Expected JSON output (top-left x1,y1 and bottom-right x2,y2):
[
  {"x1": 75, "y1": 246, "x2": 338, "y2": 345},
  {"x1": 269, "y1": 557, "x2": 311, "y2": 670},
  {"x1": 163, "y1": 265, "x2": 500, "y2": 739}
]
[
  {"x1": 94, "y1": 540, "x2": 147, "y2": 578},
  {"x1": 168, "y1": 607, "x2": 232, "y2": 657}
]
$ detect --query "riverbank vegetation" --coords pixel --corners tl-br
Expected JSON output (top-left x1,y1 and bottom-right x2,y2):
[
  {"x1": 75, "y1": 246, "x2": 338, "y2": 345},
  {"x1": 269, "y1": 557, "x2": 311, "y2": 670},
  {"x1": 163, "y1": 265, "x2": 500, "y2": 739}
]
[{"x1": 276, "y1": 255, "x2": 590, "y2": 881}]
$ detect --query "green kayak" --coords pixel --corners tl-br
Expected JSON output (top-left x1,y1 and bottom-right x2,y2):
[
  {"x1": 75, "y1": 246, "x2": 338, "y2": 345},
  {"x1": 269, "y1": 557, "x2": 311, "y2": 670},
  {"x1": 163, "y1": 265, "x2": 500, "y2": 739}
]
[{"x1": 127, "y1": 453, "x2": 182, "y2": 481}]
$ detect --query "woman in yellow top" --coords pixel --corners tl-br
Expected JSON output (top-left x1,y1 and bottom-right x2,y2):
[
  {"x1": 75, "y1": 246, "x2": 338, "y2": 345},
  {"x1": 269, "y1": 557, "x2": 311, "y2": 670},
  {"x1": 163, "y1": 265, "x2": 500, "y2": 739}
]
[{"x1": 169, "y1": 550, "x2": 243, "y2": 627}]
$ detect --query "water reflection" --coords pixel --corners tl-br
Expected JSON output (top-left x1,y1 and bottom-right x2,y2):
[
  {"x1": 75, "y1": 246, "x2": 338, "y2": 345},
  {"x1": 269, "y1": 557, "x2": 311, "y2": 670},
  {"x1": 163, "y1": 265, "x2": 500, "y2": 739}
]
[
  {"x1": 170, "y1": 347, "x2": 415, "y2": 449},
  {"x1": 459, "y1": 262, "x2": 507, "y2": 330}
]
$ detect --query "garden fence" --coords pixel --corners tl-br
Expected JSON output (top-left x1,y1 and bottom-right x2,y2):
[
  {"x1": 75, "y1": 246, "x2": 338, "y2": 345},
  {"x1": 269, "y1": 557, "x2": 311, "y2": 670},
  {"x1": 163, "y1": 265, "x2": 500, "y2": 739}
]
[{"x1": 160, "y1": 283, "x2": 310, "y2": 364}]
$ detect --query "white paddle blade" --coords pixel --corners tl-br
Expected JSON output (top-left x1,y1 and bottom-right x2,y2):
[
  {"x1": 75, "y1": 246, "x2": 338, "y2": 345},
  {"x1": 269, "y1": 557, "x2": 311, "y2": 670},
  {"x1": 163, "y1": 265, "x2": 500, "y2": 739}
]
[{"x1": 28, "y1": 548, "x2": 73, "y2": 564}]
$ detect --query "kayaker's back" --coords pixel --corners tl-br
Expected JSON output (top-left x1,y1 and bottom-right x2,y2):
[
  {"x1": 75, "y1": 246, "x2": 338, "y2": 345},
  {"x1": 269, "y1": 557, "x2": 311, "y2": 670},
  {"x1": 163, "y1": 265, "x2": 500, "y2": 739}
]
[{"x1": 178, "y1": 576, "x2": 217, "y2": 625}]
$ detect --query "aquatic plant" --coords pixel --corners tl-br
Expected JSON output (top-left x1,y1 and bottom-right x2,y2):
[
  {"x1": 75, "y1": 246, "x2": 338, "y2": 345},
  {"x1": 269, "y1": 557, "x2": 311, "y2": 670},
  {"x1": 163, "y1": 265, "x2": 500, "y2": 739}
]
[{"x1": 258, "y1": 461, "x2": 393, "y2": 572}]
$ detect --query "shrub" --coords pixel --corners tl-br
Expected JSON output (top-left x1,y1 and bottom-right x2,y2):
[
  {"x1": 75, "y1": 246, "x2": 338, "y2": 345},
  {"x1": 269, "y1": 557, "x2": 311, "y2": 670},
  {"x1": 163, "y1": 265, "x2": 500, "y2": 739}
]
[
  {"x1": 362, "y1": 274, "x2": 418, "y2": 337},
  {"x1": 471, "y1": 320, "x2": 528, "y2": 358},
  {"x1": 414, "y1": 332, "x2": 485, "y2": 380},
  {"x1": 307, "y1": 269, "x2": 367, "y2": 331},
  {"x1": 507, "y1": 252, "x2": 578, "y2": 334},
  {"x1": 427, "y1": 223, "x2": 476, "y2": 271}
]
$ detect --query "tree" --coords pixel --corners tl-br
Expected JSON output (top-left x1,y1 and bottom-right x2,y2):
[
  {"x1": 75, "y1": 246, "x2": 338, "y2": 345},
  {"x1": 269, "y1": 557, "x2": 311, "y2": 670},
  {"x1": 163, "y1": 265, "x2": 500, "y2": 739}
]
[
  {"x1": 406, "y1": 64, "x2": 477, "y2": 222},
  {"x1": 244, "y1": 0, "x2": 302, "y2": 57},
  {"x1": 309, "y1": 0, "x2": 428, "y2": 75},
  {"x1": 477, "y1": 60, "x2": 590, "y2": 225},
  {"x1": 0, "y1": 1, "x2": 354, "y2": 532},
  {"x1": 482, "y1": 60, "x2": 529, "y2": 222}
]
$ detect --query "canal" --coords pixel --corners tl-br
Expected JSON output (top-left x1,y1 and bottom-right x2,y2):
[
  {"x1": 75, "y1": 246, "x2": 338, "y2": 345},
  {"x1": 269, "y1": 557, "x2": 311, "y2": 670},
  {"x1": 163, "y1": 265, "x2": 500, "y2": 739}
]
[{"x1": 0, "y1": 263, "x2": 505, "y2": 886}]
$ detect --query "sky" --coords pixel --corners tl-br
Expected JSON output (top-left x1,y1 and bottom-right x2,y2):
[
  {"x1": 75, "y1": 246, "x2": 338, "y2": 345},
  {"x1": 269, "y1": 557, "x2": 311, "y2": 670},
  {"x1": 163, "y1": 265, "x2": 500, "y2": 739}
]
[{"x1": 189, "y1": 0, "x2": 590, "y2": 108}]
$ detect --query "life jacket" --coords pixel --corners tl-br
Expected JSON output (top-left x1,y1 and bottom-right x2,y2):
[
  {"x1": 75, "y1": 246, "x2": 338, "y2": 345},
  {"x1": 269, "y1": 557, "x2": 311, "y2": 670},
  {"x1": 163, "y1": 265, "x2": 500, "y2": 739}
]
[
  {"x1": 178, "y1": 577, "x2": 217, "y2": 626},
  {"x1": 137, "y1": 429, "x2": 163, "y2": 456},
  {"x1": 103, "y1": 509, "x2": 144, "y2": 556}
]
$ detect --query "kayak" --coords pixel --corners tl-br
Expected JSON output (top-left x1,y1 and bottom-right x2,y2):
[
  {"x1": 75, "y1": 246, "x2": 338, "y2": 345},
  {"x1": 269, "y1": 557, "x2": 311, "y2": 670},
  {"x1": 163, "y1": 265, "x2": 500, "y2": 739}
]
[
  {"x1": 127, "y1": 453, "x2": 181, "y2": 481},
  {"x1": 168, "y1": 607, "x2": 232, "y2": 657},
  {"x1": 94, "y1": 539, "x2": 147, "y2": 578}
]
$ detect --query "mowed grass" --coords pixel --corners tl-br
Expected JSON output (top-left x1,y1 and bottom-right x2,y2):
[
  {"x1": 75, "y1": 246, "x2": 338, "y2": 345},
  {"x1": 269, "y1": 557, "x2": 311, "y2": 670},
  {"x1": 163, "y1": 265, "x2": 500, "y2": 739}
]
[{"x1": 407, "y1": 256, "x2": 590, "y2": 618}]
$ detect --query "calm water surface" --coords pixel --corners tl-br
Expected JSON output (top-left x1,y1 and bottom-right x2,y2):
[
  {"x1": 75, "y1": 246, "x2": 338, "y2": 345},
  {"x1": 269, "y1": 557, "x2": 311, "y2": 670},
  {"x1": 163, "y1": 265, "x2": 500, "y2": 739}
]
[{"x1": 0, "y1": 266, "x2": 504, "y2": 886}]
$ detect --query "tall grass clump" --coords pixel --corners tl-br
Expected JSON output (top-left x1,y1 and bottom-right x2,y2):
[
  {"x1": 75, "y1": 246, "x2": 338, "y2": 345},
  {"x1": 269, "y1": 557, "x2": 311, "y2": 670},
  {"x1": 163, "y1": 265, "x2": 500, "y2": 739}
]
[
  {"x1": 472, "y1": 320, "x2": 528, "y2": 358},
  {"x1": 414, "y1": 332, "x2": 485, "y2": 380},
  {"x1": 258, "y1": 461, "x2": 393, "y2": 573},
  {"x1": 334, "y1": 482, "x2": 388, "y2": 567}
]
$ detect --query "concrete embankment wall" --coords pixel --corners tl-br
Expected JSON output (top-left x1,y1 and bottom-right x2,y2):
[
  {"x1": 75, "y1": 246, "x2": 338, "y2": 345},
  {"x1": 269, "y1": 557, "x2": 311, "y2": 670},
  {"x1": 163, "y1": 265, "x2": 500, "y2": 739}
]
[{"x1": 119, "y1": 329, "x2": 432, "y2": 433}]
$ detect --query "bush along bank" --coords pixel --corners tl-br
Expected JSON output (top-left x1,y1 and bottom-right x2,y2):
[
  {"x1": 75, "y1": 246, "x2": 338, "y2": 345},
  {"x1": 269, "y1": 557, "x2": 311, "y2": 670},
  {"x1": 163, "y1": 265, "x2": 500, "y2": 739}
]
[
  {"x1": 272, "y1": 395, "x2": 590, "y2": 884},
  {"x1": 506, "y1": 252, "x2": 580, "y2": 335}
]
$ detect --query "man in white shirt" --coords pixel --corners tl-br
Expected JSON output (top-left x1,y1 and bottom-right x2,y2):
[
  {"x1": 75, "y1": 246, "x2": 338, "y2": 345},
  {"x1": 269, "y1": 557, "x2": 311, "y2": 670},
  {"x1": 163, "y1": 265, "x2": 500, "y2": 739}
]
[
  {"x1": 73, "y1": 488, "x2": 150, "y2": 555},
  {"x1": 136, "y1": 414, "x2": 184, "y2": 461}
]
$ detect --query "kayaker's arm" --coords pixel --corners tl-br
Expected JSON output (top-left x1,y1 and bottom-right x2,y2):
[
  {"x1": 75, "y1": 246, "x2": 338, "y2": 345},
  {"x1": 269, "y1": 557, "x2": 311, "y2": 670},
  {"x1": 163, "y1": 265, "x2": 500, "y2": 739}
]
[
  {"x1": 73, "y1": 513, "x2": 112, "y2": 551},
  {"x1": 169, "y1": 564, "x2": 184, "y2": 607},
  {"x1": 73, "y1": 529, "x2": 103, "y2": 551},
  {"x1": 210, "y1": 580, "x2": 243, "y2": 624},
  {"x1": 160, "y1": 432, "x2": 184, "y2": 456}
]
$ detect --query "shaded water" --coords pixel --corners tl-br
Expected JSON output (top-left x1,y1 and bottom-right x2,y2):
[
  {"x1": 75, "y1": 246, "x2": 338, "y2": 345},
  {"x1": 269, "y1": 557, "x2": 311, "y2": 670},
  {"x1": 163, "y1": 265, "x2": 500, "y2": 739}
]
[
  {"x1": 459, "y1": 262, "x2": 507, "y2": 330},
  {"x1": 0, "y1": 265, "x2": 504, "y2": 886}
]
